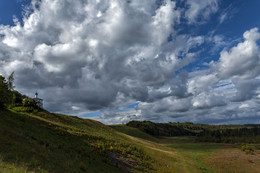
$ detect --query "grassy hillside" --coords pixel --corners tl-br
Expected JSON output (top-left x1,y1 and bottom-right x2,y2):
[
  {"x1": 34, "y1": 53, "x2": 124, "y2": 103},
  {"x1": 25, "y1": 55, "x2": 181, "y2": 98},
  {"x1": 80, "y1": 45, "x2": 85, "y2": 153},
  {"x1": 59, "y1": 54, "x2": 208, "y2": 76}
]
[
  {"x1": 0, "y1": 109, "x2": 152, "y2": 173},
  {"x1": 1, "y1": 109, "x2": 260, "y2": 173}
]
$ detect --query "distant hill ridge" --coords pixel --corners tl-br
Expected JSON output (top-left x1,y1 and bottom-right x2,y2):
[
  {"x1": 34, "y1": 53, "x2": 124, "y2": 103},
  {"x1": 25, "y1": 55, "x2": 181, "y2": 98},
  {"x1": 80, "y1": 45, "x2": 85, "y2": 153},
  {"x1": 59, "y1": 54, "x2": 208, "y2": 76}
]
[
  {"x1": 126, "y1": 120, "x2": 260, "y2": 143},
  {"x1": 126, "y1": 120, "x2": 196, "y2": 136}
]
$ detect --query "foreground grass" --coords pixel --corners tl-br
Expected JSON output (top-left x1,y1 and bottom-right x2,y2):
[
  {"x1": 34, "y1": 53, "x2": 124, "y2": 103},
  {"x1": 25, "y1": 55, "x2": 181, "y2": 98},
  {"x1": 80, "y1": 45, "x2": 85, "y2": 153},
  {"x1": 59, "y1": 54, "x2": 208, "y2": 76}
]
[
  {"x1": 0, "y1": 109, "x2": 152, "y2": 172},
  {"x1": 0, "y1": 156, "x2": 36, "y2": 173}
]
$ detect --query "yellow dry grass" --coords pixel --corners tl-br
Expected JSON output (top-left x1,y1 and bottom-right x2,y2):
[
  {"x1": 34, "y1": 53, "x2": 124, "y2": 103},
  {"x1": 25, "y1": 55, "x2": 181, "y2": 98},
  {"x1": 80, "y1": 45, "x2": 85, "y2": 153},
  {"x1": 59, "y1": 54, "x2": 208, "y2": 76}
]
[{"x1": 207, "y1": 149, "x2": 260, "y2": 173}]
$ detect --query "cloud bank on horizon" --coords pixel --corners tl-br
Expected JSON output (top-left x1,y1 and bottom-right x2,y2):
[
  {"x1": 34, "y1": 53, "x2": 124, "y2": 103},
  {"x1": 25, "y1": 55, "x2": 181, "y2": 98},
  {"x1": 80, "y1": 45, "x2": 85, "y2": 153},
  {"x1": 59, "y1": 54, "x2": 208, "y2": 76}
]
[{"x1": 0, "y1": 0, "x2": 259, "y2": 124}]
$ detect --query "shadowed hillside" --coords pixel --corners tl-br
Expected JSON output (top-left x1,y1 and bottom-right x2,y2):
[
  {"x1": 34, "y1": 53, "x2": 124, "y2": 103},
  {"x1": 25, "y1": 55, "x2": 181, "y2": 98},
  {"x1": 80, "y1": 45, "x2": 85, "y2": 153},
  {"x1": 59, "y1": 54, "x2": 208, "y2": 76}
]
[{"x1": 0, "y1": 110, "x2": 153, "y2": 173}]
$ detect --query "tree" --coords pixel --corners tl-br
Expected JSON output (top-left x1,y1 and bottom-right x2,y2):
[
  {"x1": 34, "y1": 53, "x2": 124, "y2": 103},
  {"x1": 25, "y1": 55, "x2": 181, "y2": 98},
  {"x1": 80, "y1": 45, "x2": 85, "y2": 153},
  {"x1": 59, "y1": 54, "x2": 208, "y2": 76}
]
[
  {"x1": 22, "y1": 98, "x2": 39, "y2": 108},
  {"x1": 7, "y1": 72, "x2": 15, "y2": 91},
  {"x1": 12, "y1": 90, "x2": 25, "y2": 106},
  {"x1": 0, "y1": 75, "x2": 11, "y2": 109},
  {"x1": 7, "y1": 72, "x2": 19, "y2": 107},
  {"x1": 23, "y1": 98, "x2": 33, "y2": 107}
]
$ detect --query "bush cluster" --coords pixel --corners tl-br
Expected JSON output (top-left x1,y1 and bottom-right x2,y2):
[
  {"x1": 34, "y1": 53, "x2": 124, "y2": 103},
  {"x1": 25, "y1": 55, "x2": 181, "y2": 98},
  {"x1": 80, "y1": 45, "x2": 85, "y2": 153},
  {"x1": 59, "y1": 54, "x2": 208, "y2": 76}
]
[{"x1": 240, "y1": 145, "x2": 254, "y2": 154}]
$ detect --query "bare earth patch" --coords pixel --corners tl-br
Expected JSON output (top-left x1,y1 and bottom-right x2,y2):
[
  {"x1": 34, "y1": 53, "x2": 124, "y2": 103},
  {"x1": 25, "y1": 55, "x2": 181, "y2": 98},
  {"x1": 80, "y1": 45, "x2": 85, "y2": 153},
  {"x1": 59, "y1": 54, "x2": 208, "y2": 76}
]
[
  {"x1": 207, "y1": 149, "x2": 260, "y2": 173},
  {"x1": 108, "y1": 152, "x2": 139, "y2": 172}
]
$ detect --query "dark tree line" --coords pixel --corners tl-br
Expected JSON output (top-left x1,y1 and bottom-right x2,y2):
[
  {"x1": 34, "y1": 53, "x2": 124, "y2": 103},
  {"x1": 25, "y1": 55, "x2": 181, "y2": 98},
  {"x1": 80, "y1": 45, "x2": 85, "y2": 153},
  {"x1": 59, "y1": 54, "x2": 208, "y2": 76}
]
[
  {"x1": 197, "y1": 128, "x2": 260, "y2": 143},
  {"x1": 127, "y1": 121, "x2": 195, "y2": 136},
  {"x1": 127, "y1": 120, "x2": 260, "y2": 143}
]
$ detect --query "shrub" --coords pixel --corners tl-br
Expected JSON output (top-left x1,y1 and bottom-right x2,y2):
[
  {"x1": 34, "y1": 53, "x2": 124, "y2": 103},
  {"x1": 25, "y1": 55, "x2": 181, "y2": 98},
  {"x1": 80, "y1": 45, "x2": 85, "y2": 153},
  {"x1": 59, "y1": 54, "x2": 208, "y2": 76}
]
[
  {"x1": 12, "y1": 106, "x2": 35, "y2": 112},
  {"x1": 23, "y1": 98, "x2": 34, "y2": 107},
  {"x1": 240, "y1": 145, "x2": 254, "y2": 154}
]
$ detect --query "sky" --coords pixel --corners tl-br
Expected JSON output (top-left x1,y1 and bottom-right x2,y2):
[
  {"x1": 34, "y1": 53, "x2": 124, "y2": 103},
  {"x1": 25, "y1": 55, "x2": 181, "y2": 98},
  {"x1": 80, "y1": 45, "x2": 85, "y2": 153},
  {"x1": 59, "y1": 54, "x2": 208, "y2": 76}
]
[{"x1": 0, "y1": 0, "x2": 260, "y2": 125}]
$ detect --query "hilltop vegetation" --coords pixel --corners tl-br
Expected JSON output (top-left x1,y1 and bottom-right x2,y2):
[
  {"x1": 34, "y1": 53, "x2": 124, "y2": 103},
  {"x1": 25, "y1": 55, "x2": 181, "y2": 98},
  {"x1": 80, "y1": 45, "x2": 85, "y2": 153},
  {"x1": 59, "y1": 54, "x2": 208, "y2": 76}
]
[{"x1": 0, "y1": 73, "x2": 39, "y2": 111}]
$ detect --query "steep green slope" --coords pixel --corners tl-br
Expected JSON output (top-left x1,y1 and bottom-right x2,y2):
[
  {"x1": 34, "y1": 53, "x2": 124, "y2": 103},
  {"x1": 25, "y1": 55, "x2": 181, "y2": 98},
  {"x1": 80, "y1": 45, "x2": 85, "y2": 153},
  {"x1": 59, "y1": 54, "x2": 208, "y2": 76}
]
[{"x1": 0, "y1": 110, "x2": 152, "y2": 173}]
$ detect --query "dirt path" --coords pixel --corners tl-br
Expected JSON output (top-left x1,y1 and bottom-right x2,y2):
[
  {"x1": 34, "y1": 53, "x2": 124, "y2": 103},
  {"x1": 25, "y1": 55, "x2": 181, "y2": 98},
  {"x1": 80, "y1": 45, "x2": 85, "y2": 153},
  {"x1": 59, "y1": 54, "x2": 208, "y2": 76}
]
[
  {"x1": 118, "y1": 132, "x2": 177, "y2": 156},
  {"x1": 118, "y1": 133, "x2": 200, "y2": 172}
]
